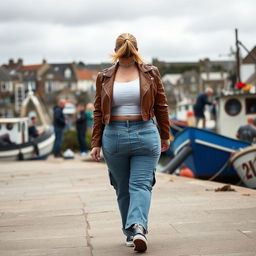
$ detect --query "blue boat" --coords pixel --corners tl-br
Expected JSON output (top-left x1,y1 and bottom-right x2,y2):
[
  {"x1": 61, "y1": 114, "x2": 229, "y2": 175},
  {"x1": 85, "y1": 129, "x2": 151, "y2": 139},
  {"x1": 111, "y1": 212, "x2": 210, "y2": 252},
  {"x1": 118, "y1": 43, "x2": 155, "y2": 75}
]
[{"x1": 166, "y1": 127, "x2": 250, "y2": 180}]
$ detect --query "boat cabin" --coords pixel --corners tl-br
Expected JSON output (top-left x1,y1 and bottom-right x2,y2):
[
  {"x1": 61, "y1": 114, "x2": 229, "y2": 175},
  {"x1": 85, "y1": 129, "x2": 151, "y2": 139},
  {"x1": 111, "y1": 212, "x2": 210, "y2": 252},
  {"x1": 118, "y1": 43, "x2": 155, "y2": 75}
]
[
  {"x1": 0, "y1": 118, "x2": 29, "y2": 144},
  {"x1": 217, "y1": 93, "x2": 256, "y2": 138}
]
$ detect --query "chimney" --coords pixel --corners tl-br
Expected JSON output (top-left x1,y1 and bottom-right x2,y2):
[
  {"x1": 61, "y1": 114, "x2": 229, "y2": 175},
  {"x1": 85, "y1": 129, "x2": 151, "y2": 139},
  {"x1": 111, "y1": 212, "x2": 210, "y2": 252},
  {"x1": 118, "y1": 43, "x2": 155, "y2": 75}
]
[
  {"x1": 9, "y1": 58, "x2": 14, "y2": 66},
  {"x1": 42, "y1": 59, "x2": 47, "y2": 64},
  {"x1": 17, "y1": 58, "x2": 23, "y2": 66}
]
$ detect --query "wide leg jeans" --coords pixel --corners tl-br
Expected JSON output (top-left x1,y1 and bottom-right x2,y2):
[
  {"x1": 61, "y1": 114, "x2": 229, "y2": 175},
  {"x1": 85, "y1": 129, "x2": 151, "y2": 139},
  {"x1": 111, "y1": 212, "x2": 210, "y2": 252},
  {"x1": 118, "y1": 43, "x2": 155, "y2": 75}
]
[{"x1": 101, "y1": 119, "x2": 161, "y2": 236}]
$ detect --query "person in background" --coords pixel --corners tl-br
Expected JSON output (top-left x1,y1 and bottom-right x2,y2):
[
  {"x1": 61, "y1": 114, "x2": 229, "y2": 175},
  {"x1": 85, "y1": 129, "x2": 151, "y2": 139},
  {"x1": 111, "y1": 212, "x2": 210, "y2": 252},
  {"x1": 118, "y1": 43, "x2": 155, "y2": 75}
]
[
  {"x1": 53, "y1": 99, "x2": 66, "y2": 157},
  {"x1": 253, "y1": 117, "x2": 256, "y2": 127},
  {"x1": 0, "y1": 133, "x2": 14, "y2": 145},
  {"x1": 85, "y1": 103, "x2": 94, "y2": 132},
  {"x1": 28, "y1": 116, "x2": 44, "y2": 140},
  {"x1": 76, "y1": 103, "x2": 88, "y2": 156},
  {"x1": 193, "y1": 87, "x2": 216, "y2": 129},
  {"x1": 236, "y1": 117, "x2": 256, "y2": 143}
]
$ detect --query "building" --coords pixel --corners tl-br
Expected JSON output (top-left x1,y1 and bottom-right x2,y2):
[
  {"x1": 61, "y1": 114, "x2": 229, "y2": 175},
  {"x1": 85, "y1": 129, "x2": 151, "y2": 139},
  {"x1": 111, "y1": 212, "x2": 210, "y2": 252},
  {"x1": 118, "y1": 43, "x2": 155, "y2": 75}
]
[
  {"x1": 76, "y1": 69, "x2": 98, "y2": 92},
  {"x1": 20, "y1": 63, "x2": 49, "y2": 92},
  {"x1": 0, "y1": 67, "x2": 14, "y2": 117},
  {"x1": 241, "y1": 46, "x2": 256, "y2": 85}
]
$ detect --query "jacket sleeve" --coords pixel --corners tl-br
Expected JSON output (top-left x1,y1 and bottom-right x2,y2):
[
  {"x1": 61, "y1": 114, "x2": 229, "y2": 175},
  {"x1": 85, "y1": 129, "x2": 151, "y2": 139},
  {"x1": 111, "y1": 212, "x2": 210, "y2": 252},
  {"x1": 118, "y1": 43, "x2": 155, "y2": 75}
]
[
  {"x1": 152, "y1": 67, "x2": 170, "y2": 140},
  {"x1": 91, "y1": 72, "x2": 105, "y2": 148}
]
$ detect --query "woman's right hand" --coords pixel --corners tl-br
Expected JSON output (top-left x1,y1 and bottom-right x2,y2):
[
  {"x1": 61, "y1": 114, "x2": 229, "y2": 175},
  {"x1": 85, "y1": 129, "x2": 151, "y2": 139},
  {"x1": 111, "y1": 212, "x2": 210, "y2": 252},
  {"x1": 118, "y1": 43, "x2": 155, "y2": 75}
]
[{"x1": 90, "y1": 147, "x2": 101, "y2": 162}]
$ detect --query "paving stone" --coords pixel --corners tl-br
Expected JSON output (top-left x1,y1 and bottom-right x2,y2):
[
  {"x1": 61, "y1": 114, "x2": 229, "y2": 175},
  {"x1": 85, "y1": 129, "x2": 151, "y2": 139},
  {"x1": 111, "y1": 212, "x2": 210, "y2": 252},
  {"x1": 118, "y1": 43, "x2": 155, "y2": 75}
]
[{"x1": 0, "y1": 159, "x2": 256, "y2": 256}]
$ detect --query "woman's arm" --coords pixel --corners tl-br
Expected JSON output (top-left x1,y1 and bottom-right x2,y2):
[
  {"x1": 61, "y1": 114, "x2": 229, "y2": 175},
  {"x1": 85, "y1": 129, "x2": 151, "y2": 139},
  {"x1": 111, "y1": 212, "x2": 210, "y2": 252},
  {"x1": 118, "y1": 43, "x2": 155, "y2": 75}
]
[
  {"x1": 91, "y1": 72, "x2": 104, "y2": 148},
  {"x1": 152, "y1": 67, "x2": 170, "y2": 140}
]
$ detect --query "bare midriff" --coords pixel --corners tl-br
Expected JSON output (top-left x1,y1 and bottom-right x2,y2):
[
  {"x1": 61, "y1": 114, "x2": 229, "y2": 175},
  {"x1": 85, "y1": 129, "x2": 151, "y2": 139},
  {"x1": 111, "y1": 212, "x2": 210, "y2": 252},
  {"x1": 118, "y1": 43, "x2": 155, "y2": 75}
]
[{"x1": 110, "y1": 115, "x2": 143, "y2": 121}]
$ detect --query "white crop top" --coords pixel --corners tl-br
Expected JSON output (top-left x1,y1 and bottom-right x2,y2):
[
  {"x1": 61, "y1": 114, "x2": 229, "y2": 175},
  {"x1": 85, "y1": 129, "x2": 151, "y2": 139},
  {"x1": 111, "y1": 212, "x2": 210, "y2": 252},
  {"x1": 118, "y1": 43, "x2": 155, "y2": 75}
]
[{"x1": 111, "y1": 77, "x2": 141, "y2": 116}]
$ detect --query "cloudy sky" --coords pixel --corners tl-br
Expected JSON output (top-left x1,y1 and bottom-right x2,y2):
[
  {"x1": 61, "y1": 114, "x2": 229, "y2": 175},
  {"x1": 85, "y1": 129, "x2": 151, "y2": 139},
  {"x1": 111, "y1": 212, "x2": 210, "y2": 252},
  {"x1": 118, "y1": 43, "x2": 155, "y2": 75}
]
[{"x1": 0, "y1": 0, "x2": 255, "y2": 65}]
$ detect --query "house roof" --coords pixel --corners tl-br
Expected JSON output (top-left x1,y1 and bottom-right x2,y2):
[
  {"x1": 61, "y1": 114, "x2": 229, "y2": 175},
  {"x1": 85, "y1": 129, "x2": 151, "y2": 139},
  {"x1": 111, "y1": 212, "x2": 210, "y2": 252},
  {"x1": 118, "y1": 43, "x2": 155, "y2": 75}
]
[
  {"x1": 76, "y1": 69, "x2": 98, "y2": 81},
  {"x1": 243, "y1": 46, "x2": 256, "y2": 64},
  {"x1": 77, "y1": 62, "x2": 112, "y2": 70},
  {"x1": 51, "y1": 63, "x2": 77, "y2": 81},
  {"x1": 0, "y1": 67, "x2": 11, "y2": 81},
  {"x1": 21, "y1": 65, "x2": 44, "y2": 71}
]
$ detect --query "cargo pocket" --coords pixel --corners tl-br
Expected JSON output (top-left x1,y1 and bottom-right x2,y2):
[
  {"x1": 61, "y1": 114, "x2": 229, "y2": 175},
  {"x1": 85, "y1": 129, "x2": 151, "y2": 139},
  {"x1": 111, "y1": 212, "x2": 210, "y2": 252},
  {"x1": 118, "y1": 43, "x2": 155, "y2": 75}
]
[
  {"x1": 108, "y1": 171, "x2": 117, "y2": 190},
  {"x1": 152, "y1": 168, "x2": 156, "y2": 187}
]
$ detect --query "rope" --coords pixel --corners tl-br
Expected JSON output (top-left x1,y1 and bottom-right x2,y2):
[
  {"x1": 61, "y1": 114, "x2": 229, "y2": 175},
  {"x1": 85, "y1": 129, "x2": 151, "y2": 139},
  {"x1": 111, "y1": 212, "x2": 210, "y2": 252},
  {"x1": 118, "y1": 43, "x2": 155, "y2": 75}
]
[
  {"x1": 208, "y1": 159, "x2": 230, "y2": 181},
  {"x1": 170, "y1": 123, "x2": 183, "y2": 132}
]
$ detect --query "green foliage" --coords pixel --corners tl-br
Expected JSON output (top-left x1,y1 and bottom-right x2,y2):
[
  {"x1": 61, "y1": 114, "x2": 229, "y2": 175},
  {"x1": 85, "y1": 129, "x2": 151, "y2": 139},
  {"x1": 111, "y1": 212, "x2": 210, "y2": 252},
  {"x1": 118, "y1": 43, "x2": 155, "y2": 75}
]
[{"x1": 62, "y1": 129, "x2": 92, "y2": 152}]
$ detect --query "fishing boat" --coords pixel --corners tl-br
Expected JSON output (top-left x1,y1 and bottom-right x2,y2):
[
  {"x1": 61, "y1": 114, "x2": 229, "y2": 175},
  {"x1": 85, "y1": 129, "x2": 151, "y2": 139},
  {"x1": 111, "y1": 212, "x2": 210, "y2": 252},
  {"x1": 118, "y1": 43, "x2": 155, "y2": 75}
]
[
  {"x1": 162, "y1": 127, "x2": 250, "y2": 181},
  {"x1": 0, "y1": 88, "x2": 55, "y2": 161},
  {"x1": 230, "y1": 145, "x2": 256, "y2": 188},
  {"x1": 217, "y1": 92, "x2": 256, "y2": 138}
]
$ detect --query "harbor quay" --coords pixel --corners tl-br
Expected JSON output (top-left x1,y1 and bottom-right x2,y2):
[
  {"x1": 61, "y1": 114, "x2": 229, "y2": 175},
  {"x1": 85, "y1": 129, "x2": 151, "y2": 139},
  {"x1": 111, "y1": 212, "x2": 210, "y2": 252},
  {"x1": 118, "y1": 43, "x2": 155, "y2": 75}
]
[{"x1": 0, "y1": 157, "x2": 256, "y2": 256}]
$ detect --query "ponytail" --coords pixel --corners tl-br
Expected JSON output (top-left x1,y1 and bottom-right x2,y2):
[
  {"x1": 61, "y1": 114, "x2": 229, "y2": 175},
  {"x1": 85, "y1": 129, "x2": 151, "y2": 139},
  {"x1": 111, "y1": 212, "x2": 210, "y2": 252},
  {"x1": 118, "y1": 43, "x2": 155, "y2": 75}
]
[{"x1": 110, "y1": 33, "x2": 146, "y2": 64}]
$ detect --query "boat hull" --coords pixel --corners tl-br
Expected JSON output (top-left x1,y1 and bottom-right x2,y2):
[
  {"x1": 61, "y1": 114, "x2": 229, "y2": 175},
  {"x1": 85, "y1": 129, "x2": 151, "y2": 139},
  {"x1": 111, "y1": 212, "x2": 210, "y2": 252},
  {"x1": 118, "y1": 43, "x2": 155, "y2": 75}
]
[
  {"x1": 0, "y1": 129, "x2": 55, "y2": 161},
  {"x1": 172, "y1": 127, "x2": 250, "y2": 179},
  {"x1": 231, "y1": 145, "x2": 256, "y2": 188}
]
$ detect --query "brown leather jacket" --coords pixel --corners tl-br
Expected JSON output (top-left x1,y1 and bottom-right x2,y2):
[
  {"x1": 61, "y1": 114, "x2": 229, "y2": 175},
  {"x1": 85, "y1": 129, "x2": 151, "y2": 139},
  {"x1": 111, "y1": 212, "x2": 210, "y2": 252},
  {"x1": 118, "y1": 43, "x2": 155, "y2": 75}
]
[{"x1": 91, "y1": 62, "x2": 170, "y2": 148}]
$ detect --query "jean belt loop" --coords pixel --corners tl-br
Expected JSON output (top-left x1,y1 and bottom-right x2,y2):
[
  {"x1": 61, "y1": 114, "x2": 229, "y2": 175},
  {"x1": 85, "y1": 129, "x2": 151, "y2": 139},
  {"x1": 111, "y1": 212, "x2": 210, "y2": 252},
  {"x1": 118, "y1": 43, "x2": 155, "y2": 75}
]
[{"x1": 126, "y1": 120, "x2": 129, "y2": 128}]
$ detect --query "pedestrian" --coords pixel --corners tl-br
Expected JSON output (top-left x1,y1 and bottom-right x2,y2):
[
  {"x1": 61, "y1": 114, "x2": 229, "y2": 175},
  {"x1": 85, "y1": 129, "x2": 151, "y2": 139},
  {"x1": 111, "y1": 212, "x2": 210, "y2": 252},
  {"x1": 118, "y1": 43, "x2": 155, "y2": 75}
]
[
  {"x1": 236, "y1": 117, "x2": 256, "y2": 143},
  {"x1": 85, "y1": 103, "x2": 94, "y2": 132},
  {"x1": 90, "y1": 33, "x2": 170, "y2": 252},
  {"x1": 76, "y1": 103, "x2": 88, "y2": 155},
  {"x1": 53, "y1": 99, "x2": 66, "y2": 157},
  {"x1": 193, "y1": 87, "x2": 215, "y2": 129}
]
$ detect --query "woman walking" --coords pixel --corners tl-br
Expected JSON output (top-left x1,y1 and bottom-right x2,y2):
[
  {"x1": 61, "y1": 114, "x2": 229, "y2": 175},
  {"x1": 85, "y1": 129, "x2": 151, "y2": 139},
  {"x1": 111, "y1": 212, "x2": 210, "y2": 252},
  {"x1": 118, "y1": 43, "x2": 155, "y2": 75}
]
[{"x1": 90, "y1": 33, "x2": 170, "y2": 252}]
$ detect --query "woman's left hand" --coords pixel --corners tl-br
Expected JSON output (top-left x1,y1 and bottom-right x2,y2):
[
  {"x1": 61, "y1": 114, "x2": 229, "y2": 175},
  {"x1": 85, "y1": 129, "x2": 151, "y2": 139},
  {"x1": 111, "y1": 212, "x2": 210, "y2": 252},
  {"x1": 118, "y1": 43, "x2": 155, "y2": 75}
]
[{"x1": 161, "y1": 139, "x2": 170, "y2": 152}]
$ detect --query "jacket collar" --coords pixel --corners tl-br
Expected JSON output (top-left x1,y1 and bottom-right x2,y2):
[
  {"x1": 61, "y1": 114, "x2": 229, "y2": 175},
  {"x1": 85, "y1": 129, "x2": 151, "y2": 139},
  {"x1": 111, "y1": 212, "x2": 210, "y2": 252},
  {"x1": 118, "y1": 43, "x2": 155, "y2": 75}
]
[
  {"x1": 102, "y1": 62, "x2": 153, "y2": 100},
  {"x1": 103, "y1": 62, "x2": 153, "y2": 78}
]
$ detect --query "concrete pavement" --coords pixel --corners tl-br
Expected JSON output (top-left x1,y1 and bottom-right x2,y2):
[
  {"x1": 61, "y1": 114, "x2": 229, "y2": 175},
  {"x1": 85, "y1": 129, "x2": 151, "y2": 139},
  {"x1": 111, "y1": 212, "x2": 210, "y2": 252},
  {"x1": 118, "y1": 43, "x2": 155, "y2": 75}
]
[{"x1": 0, "y1": 157, "x2": 256, "y2": 256}]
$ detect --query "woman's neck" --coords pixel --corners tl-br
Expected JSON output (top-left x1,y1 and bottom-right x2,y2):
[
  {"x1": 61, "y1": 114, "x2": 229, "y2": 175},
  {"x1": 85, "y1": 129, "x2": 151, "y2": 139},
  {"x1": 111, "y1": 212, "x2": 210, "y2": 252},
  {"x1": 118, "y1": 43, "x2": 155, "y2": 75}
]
[{"x1": 119, "y1": 57, "x2": 135, "y2": 67}]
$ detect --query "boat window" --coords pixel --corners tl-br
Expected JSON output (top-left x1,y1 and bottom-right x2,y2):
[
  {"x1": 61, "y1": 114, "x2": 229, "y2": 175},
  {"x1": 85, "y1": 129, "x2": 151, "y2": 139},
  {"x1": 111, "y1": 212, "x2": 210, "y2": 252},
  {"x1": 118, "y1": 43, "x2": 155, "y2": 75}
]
[
  {"x1": 245, "y1": 98, "x2": 256, "y2": 114},
  {"x1": 22, "y1": 122, "x2": 26, "y2": 132},
  {"x1": 6, "y1": 123, "x2": 13, "y2": 130},
  {"x1": 224, "y1": 98, "x2": 242, "y2": 116}
]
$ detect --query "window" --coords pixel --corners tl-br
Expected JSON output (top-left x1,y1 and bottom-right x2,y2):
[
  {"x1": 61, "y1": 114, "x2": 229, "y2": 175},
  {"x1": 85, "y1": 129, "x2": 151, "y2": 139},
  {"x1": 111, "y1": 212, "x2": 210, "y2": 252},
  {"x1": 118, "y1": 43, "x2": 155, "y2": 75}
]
[
  {"x1": 6, "y1": 123, "x2": 13, "y2": 130},
  {"x1": 64, "y1": 68, "x2": 71, "y2": 79},
  {"x1": 245, "y1": 98, "x2": 256, "y2": 114},
  {"x1": 45, "y1": 81, "x2": 52, "y2": 93},
  {"x1": 224, "y1": 98, "x2": 242, "y2": 116},
  {"x1": 47, "y1": 73, "x2": 54, "y2": 79}
]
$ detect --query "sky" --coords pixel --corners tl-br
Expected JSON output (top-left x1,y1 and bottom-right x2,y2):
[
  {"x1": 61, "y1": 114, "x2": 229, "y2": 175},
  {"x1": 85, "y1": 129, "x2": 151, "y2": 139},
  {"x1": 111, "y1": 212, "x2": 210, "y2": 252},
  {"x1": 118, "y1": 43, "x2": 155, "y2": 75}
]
[{"x1": 0, "y1": 0, "x2": 255, "y2": 65}]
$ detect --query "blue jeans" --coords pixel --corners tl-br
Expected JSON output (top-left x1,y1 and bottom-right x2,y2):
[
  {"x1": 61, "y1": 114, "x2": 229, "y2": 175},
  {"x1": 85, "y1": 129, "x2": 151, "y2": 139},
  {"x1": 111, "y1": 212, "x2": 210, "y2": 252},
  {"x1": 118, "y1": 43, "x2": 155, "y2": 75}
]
[
  {"x1": 53, "y1": 127, "x2": 64, "y2": 155},
  {"x1": 102, "y1": 119, "x2": 161, "y2": 236}
]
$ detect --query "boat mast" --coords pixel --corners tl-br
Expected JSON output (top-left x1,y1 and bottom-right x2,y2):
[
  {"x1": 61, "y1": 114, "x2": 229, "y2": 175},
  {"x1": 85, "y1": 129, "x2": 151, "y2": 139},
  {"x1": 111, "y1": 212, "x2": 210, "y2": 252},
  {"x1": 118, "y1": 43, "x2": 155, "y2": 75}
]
[{"x1": 235, "y1": 28, "x2": 241, "y2": 83}]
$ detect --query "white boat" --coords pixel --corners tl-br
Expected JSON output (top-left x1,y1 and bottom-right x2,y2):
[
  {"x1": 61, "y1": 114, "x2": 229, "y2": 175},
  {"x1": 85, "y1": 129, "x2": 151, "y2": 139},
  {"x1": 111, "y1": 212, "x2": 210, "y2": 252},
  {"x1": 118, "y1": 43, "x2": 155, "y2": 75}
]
[
  {"x1": 217, "y1": 92, "x2": 256, "y2": 138},
  {"x1": 230, "y1": 144, "x2": 256, "y2": 188},
  {"x1": 0, "y1": 88, "x2": 55, "y2": 161}
]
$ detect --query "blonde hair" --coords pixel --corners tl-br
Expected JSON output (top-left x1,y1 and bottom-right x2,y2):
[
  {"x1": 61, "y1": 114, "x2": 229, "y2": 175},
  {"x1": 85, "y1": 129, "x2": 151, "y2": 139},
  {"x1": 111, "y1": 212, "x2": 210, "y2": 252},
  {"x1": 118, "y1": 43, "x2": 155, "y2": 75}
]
[
  {"x1": 111, "y1": 33, "x2": 145, "y2": 64},
  {"x1": 86, "y1": 103, "x2": 94, "y2": 111}
]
